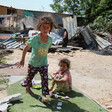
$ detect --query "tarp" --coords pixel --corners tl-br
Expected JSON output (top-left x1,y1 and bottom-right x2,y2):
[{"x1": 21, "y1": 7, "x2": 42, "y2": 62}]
[
  {"x1": 62, "y1": 16, "x2": 77, "y2": 39},
  {"x1": 23, "y1": 16, "x2": 34, "y2": 28},
  {"x1": 48, "y1": 32, "x2": 63, "y2": 45},
  {"x1": 23, "y1": 10, "x2": 34, "y2": 17},
  {"x1": 0, "y1": 15, "x2": 11, "y2": 28},
  {"x1": 0, "y1": 15, "x2": 18, "y2": 28},
  {"x1": 17, "y1": 16, "x2": 34, "y2": 30}
]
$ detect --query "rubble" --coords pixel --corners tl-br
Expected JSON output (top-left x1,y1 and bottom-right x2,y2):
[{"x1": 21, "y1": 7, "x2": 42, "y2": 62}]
[{"x1": 0, "y1": 93, "x2": 21, "y2": 112}]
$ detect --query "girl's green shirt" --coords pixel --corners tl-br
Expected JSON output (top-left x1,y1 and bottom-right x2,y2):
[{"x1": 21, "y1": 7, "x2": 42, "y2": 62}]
[{"x1": 28, "y1": 34, "x2": 52, "y2": 67}]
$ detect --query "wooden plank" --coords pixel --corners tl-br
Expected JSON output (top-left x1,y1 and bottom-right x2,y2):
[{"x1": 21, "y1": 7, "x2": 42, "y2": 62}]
[{"x1": 57, "y1": 47, "x2": 72, "y2": 52}]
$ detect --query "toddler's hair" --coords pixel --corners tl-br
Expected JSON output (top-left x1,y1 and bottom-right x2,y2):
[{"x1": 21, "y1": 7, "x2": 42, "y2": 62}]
[
  {"x1": 59, "y1": 58, "x2": 71, "y2": 69},
  {"x1": 35, "y1": 14, "x2": 57, "y2": 32}
]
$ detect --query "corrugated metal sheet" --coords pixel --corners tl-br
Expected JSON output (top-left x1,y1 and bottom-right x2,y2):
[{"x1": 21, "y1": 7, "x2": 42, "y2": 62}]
[
  {"x1": 0, "y1": 37, "x2": 21, "y2": 49},
  {"x1": 0, "y1": 38, "x2": 5, "y2": 42}
]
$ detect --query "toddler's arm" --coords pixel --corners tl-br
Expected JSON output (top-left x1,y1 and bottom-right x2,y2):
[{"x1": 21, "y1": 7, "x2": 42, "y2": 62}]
[
  {"x1": 51, "y1": 73, "x2": 56, "y2": 79},
  {"x1": 54, "y1": 75, "x2": 68, "y2": 82},
  {"x1": 51, "y1": 70, "x2": 60, "y2": 79}
]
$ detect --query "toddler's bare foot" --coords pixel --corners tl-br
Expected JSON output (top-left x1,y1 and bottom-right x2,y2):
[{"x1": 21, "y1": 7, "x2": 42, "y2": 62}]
[
  {"x1": 49, "y1": 90, "x2": 53, "y2": 95},
  {"x1": 26, "y1": 86, "x2": 34, "y2": 95},
  {"x1": 42, "y1": 95, "x2": 51, "y2": 103}
]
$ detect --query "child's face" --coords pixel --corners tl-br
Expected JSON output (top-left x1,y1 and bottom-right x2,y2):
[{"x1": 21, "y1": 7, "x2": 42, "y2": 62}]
[
  {"x1": 59, "y1": 62, "x2": 68, "y2": 72},
  {"x1": 40, "y1": 23, "x2": 51, "y2": 36}
]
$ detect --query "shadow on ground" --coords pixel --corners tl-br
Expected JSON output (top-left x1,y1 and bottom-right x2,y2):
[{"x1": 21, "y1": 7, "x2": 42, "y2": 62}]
[
  {"x1": 30, "y1": 90, "x2": 86, "y2": 112},
  {"x1": 0, "y1": 63, "x2": 15, "y2": 69}
]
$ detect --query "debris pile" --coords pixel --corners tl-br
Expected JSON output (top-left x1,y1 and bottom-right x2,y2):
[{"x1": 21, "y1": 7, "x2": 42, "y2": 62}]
[{"x1": 0, "y1": 93, "x2": 21, "y2": 112}]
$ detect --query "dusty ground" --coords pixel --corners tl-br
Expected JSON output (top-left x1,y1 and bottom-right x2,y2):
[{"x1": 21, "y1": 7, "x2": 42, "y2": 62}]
[{"x1": 0, "y1": 48, "x2": 112, "y2": 111}]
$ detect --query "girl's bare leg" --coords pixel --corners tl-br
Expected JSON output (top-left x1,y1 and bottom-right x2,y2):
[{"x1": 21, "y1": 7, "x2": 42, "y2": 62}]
[
  {"x1": 42, "y1": 94, "x2": 51, "y2": 103},
  {"x1": 26, "y1": 86, "x2": 34, "y2": 95}
]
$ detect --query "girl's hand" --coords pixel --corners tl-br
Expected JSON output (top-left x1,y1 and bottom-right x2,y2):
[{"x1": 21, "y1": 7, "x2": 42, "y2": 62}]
[
  {"x1": 16, "y1": 60, "x2": 24, "y2": 68},
  {"x1": 15, "y1": 44, "x2": 29, "y2": 68}
]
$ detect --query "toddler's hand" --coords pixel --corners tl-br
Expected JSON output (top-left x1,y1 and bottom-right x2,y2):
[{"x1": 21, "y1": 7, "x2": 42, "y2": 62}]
[
  {"x1": 54, "y1": 79, "x2": 58, "y2": 81},
  {"x1": 54, "y1": 79, "x2": 61, "y2": 82}
]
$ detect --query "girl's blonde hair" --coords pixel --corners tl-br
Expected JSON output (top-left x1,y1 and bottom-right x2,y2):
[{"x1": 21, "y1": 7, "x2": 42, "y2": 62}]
[{"x1": 35, "y1": 14, "x2": 57, "y2": 33}]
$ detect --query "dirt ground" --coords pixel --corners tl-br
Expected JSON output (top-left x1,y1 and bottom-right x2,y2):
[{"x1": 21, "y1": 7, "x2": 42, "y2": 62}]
[{"x1": 0, "y1": 48, "x2": 112, "y2": 111}]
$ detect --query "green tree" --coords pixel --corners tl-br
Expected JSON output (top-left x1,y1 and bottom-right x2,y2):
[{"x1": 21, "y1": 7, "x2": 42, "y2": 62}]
[
  {"x1": 50, "y1": 0, "x2": 81, "y2": 15},
  {"x1": 50, "y1": 0, "x2": 112, "y2": 22},
  {"x1": 50, "y1": 0, "x2": 112, "y2": 31},
  {"x1": 89, "y1": 0, "x2": 112, "y2": 31},
  {"x1": 96, "y1": 0, "x2": 112, "y2": 16},
  {"x1": 50, "y1": 0, "x2": 101, "y2": 22}
]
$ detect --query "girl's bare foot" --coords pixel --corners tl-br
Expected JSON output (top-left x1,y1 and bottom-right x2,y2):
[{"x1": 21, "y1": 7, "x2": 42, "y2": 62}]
[
  {"x1": 26, "y1": 86, "x2": 34, "y2": 95},
  {"x1": 42, "y1": 95, "x2": 51, "y2": 103}
]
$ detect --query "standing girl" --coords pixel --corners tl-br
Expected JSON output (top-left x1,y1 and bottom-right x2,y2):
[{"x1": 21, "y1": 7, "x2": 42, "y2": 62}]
[{"x1": 16, "y1": 15, "x2": 56, "y2": 103}]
